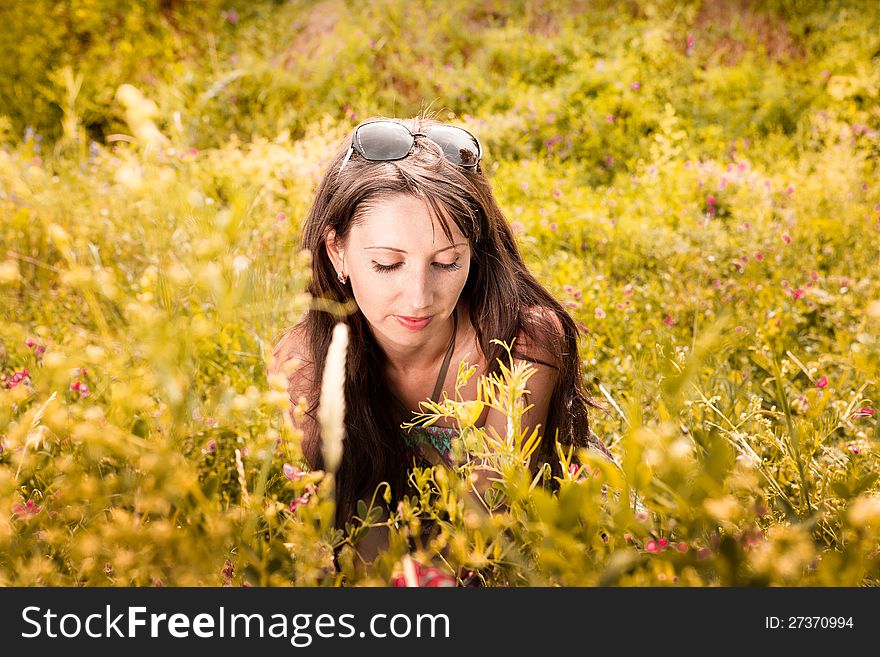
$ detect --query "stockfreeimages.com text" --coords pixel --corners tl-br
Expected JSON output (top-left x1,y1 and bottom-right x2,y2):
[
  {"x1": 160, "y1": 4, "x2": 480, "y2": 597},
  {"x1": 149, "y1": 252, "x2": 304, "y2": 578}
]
[{"x1": 21, "y1": 605, "x2": 450, "y2": 646}]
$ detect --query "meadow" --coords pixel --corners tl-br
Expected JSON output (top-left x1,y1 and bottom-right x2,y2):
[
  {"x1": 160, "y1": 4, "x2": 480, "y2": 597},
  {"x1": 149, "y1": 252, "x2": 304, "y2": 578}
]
[{"x1": 1, "y1": 0, "x2": 878, "y2": 586}]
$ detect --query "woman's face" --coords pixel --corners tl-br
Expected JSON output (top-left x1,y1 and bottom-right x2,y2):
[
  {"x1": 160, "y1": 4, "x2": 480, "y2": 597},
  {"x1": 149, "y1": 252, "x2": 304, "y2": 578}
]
[{"x1": 326, "y1": 193, "x2": 471, "y2": 350}]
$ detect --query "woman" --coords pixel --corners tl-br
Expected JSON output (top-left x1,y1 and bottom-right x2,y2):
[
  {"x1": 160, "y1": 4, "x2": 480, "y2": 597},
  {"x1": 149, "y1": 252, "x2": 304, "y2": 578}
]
[{"x1": 269, "y1": 117, "x2": 607, "y2": 543}]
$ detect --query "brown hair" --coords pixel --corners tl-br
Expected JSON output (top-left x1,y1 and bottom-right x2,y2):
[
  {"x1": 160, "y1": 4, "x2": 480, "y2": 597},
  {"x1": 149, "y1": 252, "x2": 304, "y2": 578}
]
[{"x1": 288, "y1": 116, "x2": 604, "y2": 527}]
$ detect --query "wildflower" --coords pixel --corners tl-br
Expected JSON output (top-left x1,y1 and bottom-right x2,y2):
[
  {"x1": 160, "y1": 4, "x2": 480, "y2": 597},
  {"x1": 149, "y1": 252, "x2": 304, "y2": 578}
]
[
  {"x1": 754, "y1": 252, "x2": 763, "y2": 261},
  {"x1": 25, "y1": 338, "x2": 46, "y2": 359},
  {"x1": 781, "y1": 232, "x2": 792, "y2": 244},
  {"x1": 676, "y1": 542, "x2": 688, "y2": 553},
  {"x1": 204, "y1": 439, "x2": 218, "y2": 453},
  {"x1": 222, "y1": 9, "x2": 239, "y2": 24},
  {"x1": 283, "y1": 463, "x2": 304, "y2": 480},
  {"x1": 791, "y1": 288, "x2": 805, "y2": 300},
  {"x1": 663, "y1": 315, "x2": 675, "y2": 327},
  {"x1": 6, "y1": 368, "x2": 30, "y2": 389},
  {"x1": 630, "y1": 81, "x2": 641, "y2": 90},
  {"x1": 853, "y1": 407, "x2": 875, "y2": 418},
  {"x1": 391, "y1": 558, "x2": 456, "y2": 587},
  {"x1": 658, "y1": 538, "x2": 668, "y2": 549},
  {"x1": 222, "y1": 560, "x2": 235, "y2": 579},
  {"x1": 605, "y1": 115, "x2": 615, "y2": 124},
  {"x1": 289, "y1": 483, "x2": 318, "y2": 513},
  {"x1": 276, "y1": 212, "x2": 287, "y2": 222},
  {"x1": 13, "y1": 498, "x2": 43, "y2": 519},
  {"x1": 594, "y1": 307, "x2": 606, "y2": 319},
  {"x1": 70, "y1": 380, "x2": 90, "y2": 397},
  {"x1": 645, "y1": 540, "x2": 659, "y2": 553},
  {"x1": 816, "y1": 375, "x2": 828, "y2": 389}
]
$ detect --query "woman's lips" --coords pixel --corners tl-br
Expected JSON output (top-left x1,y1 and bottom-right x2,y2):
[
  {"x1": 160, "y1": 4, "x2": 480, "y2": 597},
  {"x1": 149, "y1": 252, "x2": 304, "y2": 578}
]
[{"x1": 395, "y1": 315, "x2": 432, "y2": 330}]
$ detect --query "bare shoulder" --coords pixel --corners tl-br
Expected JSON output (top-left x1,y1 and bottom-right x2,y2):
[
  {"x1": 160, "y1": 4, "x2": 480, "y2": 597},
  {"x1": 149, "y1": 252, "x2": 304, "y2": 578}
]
[
  {"x1": 268, "y1": 323, "x2": 312, "y2": 379},
  {"x1": 514, "y1": 305, "x2": 565, "y2": 369},
  {"x1": 267, "y1": 324, "x2": 321, "y2": 466}
]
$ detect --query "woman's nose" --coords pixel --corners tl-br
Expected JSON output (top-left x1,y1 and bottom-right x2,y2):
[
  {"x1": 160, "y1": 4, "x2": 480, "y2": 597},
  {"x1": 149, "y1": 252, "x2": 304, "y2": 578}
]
[{"x1": 405, "y1": 268, "x2": 434, "y2": 311}]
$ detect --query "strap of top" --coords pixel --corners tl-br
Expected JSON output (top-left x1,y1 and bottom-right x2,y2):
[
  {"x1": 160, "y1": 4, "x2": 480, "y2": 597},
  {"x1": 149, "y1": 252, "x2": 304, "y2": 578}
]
[{"x1": 431, "y1": 306, "x2": 458, "y2": 402}]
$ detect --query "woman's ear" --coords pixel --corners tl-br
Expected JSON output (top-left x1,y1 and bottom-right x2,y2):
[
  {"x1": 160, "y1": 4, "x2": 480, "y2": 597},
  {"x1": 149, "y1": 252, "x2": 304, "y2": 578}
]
[{"x1": 324, "y1": 229, "x2": 345, "y2": 273}]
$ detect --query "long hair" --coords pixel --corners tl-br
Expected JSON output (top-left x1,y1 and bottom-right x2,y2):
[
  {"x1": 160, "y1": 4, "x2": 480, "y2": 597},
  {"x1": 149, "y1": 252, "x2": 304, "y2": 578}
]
[{"x1": 290, "y1": 116, "x2": 603, "y2": 527}]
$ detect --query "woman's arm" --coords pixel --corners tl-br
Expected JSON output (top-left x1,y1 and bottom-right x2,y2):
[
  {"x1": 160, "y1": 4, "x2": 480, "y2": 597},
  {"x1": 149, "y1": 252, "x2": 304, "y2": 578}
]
[
  {"x1": 267, "y1": 328, "x2": 321, "y2": 467},
  {"x1": 475, "y1": 306, "x2": 562, "y2": 494}
]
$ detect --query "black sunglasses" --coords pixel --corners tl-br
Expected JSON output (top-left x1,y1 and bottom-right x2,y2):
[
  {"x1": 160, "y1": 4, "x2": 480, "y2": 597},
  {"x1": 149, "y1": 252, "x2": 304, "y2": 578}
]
[{"x1": 338, "y1": 120, "x2": 482, "y2": 173}]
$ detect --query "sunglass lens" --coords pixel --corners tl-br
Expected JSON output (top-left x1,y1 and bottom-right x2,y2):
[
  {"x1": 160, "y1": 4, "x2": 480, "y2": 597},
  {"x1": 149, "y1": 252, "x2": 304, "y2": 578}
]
[
  {"x1": 424, "y1": 125, "x2": 481, "y2": 167},
  {"x1": 355, "y1": 122, "x2": 414, "y2": 160}
]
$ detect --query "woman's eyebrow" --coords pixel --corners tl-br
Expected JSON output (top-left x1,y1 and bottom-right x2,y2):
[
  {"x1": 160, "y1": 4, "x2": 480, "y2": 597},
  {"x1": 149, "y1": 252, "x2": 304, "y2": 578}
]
[{"x1": 363, "y1": 243, "x2": 467, "y2": 254}]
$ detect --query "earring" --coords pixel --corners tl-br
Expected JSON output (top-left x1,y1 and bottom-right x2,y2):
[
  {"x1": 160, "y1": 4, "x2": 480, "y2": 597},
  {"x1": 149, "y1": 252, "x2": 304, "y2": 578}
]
[{"x1": 337, "y1": 270, "x2": 348, "y2": 284}]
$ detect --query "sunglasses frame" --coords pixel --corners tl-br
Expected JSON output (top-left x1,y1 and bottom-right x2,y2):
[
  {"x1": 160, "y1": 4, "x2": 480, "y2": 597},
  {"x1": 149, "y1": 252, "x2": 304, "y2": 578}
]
[{"x1": 338, "y1": 120, "x2": 482, "y2": 173}]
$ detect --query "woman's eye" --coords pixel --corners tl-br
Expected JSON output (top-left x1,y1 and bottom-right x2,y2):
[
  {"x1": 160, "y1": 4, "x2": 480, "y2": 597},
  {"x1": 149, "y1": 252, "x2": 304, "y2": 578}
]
[
  {"x1": 372, "y1": 262, "x2": 402, "y2": 273},
  {"x1": 371, "y1": 260, "x2": 462, "y2": 274}
]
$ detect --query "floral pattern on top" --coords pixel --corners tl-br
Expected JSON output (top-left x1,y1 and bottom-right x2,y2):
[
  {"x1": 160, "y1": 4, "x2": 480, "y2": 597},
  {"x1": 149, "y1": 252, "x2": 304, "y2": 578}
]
[{"x1": 401, "y1": 425, "x2": 458, "y2": 467}]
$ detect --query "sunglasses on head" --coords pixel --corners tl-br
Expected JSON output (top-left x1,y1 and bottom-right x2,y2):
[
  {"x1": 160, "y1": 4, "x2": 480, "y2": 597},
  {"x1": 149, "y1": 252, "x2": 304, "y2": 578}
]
[{"x1": 338, "y1": 119, "x2": 482, "y2": 173}]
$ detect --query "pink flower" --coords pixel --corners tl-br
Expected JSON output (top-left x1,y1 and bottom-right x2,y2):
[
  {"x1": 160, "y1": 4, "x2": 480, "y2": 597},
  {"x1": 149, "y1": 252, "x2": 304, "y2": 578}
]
[
  {"x1": 630, "y1": 81, "x2": 641, "y2": 90},
  {"x1": 12, "y1": 498, "x2": 43, "y2": 519},
  {"x1": 676, "y1": 542, "x2": 688, "y2": 553},
  {"x1": 658, "y1": 538, "x2": 669, "y2": 549},
  {"x1": 594, "y1": 307, "x2": 606, "y2": 319},
  {"x1": 283, "y1": 463, "x2": 304, "y2": 480},
  {"x1": 754, "y1": 252, "x2": 763, "y2": 261},
  {"x1": 663, "y1": 315, "x2": 675, "y2": 327},
  {"x1": 791, "y1": 288, "x2": 805, "y2": 300},
  {"x1": 6, "y1": 368, "x2": 31, "y2": 389},
  {"x1": 289, "y1": 483, "x2": 317, "y2": 512},
  {"x1": 276, "y1": 212, "x2": 287, "y2": 222},
  {"x1": 853, "y1": 407, "x2": 875, "y2": 418},
  {"x1": 782, "y1": 232, "x2": 792, "y2": 244},
  {"x1": 644, "y1": 540, "x2": 659, "y2": 553},
  {"x1": 816, "y1": 375, "x2": 828, "y2": 389},
  {"x1": 605, "y1": 114, "x2": 616, "y2": 123},
  {"x1": 70, "y1": 380, "x2": 91, "y2": 398}
]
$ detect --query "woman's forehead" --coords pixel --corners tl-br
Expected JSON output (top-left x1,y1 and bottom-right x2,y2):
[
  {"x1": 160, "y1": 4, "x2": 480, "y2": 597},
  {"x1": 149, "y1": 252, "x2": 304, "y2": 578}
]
[{"x1": 351, "y1": 194, "x2": 468, "y2": 248}]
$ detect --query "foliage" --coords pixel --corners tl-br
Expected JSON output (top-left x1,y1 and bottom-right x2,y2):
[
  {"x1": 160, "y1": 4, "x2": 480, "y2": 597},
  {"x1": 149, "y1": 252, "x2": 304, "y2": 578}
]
[{"x1": 1, "y1": 0, "x2": 879, "y2": 586}]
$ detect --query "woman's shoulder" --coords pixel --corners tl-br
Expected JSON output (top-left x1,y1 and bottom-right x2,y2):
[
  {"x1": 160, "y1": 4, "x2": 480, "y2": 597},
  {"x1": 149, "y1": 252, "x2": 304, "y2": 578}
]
[
  {"x1": 514, "y1": 304, "x2": 566, "y2": 368},
  {"x1": 268, "y1": 323, "x2": 312, "y2": 379}
]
